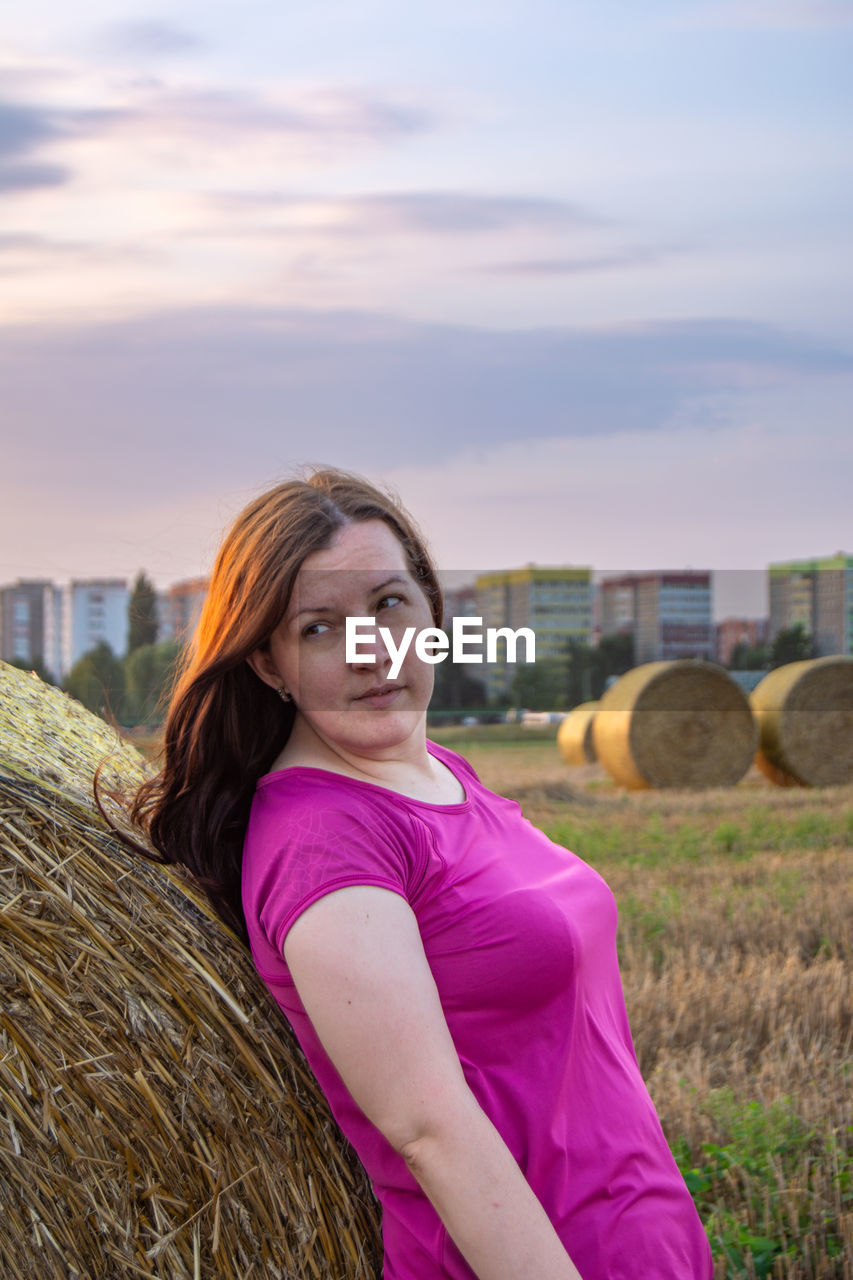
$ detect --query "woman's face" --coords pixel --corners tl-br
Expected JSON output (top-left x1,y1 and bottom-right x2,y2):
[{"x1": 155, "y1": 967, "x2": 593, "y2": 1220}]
[{"x1": 249, "y1": 519, "x2": 437, "y2": 759}]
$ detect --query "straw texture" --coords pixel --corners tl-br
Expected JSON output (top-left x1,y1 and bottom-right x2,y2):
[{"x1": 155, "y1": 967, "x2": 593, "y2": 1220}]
[
  {"x1": 593, "y1": 660, "x2": 758, "y2": 790},
  {"x1": 750, "y1": 656, "x2": 853, "y2": 787},
  {"x1": 0, "y1": 662, "x2": 382, "y2": 1279},
  {"x1": 556, "y1": 702, "x2": 599, "y2": 765}
]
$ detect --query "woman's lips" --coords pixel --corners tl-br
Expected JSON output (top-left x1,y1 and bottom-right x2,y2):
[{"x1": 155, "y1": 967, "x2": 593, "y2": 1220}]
[{"x1": 354, "y1": 683, "x2": 404, "y2": 706}]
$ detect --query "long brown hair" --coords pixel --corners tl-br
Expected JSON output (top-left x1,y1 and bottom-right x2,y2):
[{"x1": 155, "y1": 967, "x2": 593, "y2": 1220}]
[{"x1": 129, "y1": 467, "x2": 442, "y2": 943}]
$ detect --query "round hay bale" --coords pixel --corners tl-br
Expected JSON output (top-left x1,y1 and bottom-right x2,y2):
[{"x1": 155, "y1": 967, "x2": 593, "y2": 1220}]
[
  {"x1": 750, "y1": 656, "x2": 853, "y2": 787},
  {"x1": 0, "y1": 662, "x2": 382, "y2": 1279},
  {"x1": 557, "y1": 702, "x2": 599, "y2": 765},
  {"x1": 592, "y1": 660, "x2": 757, "y2": 790}
]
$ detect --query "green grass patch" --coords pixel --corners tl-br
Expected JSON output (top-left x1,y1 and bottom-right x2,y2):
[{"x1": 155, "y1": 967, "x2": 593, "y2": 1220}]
[
  {"x1": 543, "y1": 817, "x2": 707, "y2": 867},
  {"x1": 712, "y1": 819, "x2": 743, "y2": 852},
  {"x1": 545, "y1": 810, "x2": 852, "y2": 867},
  {"x1": 673, "y1": 1091, "x2": 851, "y2": 1277},
  {"x1": 790, "y1": 810, "x2": 834, "y2": 847}
]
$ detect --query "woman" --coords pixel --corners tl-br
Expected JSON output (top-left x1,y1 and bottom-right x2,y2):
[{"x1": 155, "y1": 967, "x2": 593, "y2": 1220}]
[{"x1": 133, "y1": 467, "x2": 713, "y2": 1280}]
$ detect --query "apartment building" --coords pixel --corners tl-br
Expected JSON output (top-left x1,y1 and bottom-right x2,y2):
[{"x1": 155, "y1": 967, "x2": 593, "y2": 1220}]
[
  {"x1": 599, "y1": 575, "x2": 637, "y2": 638},
  {"x1": 1, "y1": 573, "x2": 214, "y2": 680},
  {"x1": 61, "y1": 579, "x2": 129, "y2": 678},
  {"x1": 441, "y1": 581, "x2": 477, "y2": 627},
  {"x1": 475, "y1": 565, "x2": 593, "y2": 699},
  {"x1": 0, "y1": 580, "x2": 62, "y2": 676},
  {"x1": 158, "y1": 577, "x2": 209, "y2": 646},
  {"x1": 600, "y1": 571, "x2": 713, "y2": 664},
  {"x1": 768, "y1": 554, "x2": 852, "y2": 656}
]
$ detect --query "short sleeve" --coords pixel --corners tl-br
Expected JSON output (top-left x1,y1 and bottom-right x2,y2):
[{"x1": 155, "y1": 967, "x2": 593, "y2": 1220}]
[{"x1": 242, "y1": 775, "x2": 427, "y2": 964}]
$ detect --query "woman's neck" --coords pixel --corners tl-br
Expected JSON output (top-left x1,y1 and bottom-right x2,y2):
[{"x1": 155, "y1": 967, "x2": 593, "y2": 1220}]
[{"x1": 272, "y1": 715, "x2": 463, "y2": 804}]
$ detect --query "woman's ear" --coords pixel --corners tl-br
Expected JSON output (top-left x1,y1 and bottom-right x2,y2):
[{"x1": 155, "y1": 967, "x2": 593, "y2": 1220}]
[{"x1": 246, "y1": 646, "x2": 282, "y2": 690}]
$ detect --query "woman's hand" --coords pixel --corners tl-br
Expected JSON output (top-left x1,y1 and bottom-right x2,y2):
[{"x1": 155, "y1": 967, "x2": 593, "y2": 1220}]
[{"x1": 284, "y1": 886, "x2": 583, "y2": 1280}]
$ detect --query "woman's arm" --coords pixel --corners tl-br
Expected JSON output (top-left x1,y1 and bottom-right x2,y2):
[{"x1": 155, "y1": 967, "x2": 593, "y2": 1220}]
[{"x1": 283, "y1": 885, "x2": 583, "y2": 1280}]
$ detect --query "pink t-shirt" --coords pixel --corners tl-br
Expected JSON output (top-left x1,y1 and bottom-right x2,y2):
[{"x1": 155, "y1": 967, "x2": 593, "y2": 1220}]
[{"x1": 242, "y1": 741, "x2": 713, "y2": 1280}]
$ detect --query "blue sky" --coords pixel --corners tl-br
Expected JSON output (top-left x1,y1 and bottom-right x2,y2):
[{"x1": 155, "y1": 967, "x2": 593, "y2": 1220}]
[{"x1": 1, "y1": 0, "x2": 851, "y2": 618}]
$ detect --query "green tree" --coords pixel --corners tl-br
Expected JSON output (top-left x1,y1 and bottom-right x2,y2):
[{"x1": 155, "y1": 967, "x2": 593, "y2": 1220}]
[
  {"x1": 564, "y1": 633, "x2": 635, "y2": 707},
  {"x1": 509, "y1": 659, "x2": 568, "y2": 711},
  {"x1": 770, "y1": 623, "x2": 813, "y2": 669},
  {"x1": 430, "y1": 659, "x2": 488, "y2": 711},
  {"x1": 127, "y1": 572, "x2": 159, "y2": 654},
  {"x1": 729, "y1": 640, "x2": 770, "y2": 671},
  {"x1": 7, "y1": 655, "x2": 56, "y2": 686},
  {"x1": 123, "y1": 640, "x2": 181, "y2": 725},
  {"x1": 64, "y1": 642, "x2": 126, "y2": 723},
  {"x1": 565, "y1": 641, "x2": 596, "y2": 707},
  {"x1": 595, "y1": 633, "x2": 635, "y2": 685}
]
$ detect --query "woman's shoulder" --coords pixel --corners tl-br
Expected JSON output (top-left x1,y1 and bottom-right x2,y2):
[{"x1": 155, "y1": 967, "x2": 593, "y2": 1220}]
[
  {"x1": 243, "y1": 766, "x2": 433, "y2": 944},
  {"x1": 255, "y1": 762, "x2": 355, "y2": 796},
  {"x1": 248, "y1": 765, "x2": 430, "y2": 852},
  {"x1": 252, "y1": 763, "x2": 404, "y2": 824}
]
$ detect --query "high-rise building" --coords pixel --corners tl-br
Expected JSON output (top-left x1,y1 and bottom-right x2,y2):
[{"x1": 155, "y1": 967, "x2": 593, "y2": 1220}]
[
  {"x1": 441, "y1": 582, "x2": 477, "y2": 626},
  {"x1": 0, "y1": 580, "x2": 61, "y2": 676},
  {"x1": 474, "y1": 565, "x2": 593, "y2": 699},
  {"x1": 599, "y1": 575, "x2": 636, "y2": 638},
  {"x1": 768, "y1": 562, "x2": 815, "y2": 637},
  {"x1": 768, "y1": 554, "x2": 853, "y2": 655},
  {"x1": 160, "y1": 577, "x2": 208, "y2": 646},
  {"x1": 61, "y1": 579, "x2": 129, "y2": 677},
  {"x1": 600, "y1": 572, "x2": 713, "y2": 664}
]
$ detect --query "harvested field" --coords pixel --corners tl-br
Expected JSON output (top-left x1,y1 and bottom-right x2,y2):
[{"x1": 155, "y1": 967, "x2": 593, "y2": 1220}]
[
  {"x1": 434, "y1": 726, "x2": 853, "y2": 1279},
  {"x1": 3, "y1": 680, "x2": 848, "y2": 1278}
]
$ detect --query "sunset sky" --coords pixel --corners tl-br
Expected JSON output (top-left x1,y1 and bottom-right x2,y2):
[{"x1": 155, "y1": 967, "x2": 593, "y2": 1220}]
[{"x1": 1, "y1": 1, "x2": 851, "y2": 618}]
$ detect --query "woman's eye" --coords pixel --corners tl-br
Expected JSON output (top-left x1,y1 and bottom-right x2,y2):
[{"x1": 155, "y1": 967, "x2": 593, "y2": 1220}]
[
  {"x1": 376, "y1": 593, "x2": 404, "y2": 611},
  {"x1": 302, "y1": 620, "x2": 332, "y2": 638}
]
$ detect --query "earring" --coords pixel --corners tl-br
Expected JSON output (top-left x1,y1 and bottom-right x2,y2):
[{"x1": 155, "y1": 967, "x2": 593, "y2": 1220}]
[{"x1": 277, "y1": 686, "x2": 292, "y2": 703}]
